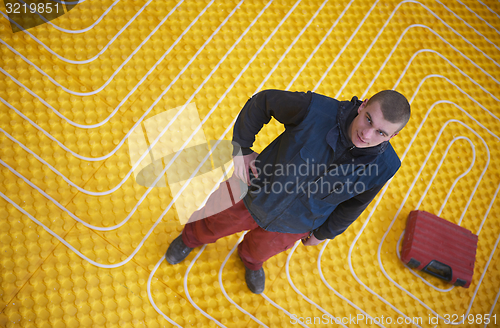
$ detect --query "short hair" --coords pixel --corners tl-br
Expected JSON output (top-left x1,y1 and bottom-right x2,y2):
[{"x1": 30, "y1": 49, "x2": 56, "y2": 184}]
[{"x1": 367, "y1": 90, "x2": 411, "y2": 132}]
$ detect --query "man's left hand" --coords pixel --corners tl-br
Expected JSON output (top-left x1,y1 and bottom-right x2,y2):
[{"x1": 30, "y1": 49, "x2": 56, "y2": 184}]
[{"x1": 301, "y1": 234, "x2": 324, "y2": 246}]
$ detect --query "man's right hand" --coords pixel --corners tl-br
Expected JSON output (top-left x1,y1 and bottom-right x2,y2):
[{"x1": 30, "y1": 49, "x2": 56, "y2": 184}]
[{"x1": 233, "y1": 151, "x2": 259, "y2": 186}]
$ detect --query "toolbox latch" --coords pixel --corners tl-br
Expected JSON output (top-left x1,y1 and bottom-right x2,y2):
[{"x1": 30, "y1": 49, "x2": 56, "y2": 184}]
[{"x1": 422, "y1": 260, "x2": 452, "y2": 282}]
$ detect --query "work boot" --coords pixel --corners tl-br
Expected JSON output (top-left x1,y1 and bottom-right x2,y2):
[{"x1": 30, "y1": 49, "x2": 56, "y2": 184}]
[
  {"x1": 244, "y1": 266, "x2": 265, "y2": 294},
  {"x1": 238, "y1": 253, "x2": 266, "y2": 294},
  {"x1": 165, "y1": 234, "x2": 194, "y2": 265}
]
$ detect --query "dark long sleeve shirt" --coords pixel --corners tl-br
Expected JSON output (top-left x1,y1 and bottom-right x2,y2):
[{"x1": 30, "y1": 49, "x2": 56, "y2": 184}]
[{"x1": 231, "y1": 89, "x2": 391, "y2": 240}]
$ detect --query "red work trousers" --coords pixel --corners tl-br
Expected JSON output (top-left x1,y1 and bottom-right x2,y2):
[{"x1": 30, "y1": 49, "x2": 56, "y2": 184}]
[{"x1": 181, "y1": 175, "x2": 309, "y2": 270}]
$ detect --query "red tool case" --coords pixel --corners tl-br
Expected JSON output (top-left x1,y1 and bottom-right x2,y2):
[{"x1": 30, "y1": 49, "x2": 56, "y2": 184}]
[{"x1": 400, "y1": 210, "x2": 478, "y2": 288}]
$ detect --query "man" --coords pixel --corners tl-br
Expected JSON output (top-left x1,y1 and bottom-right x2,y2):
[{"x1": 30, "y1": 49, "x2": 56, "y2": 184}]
[{"x1": 166, "y1": 89, "x2": 410, "y2": 294}]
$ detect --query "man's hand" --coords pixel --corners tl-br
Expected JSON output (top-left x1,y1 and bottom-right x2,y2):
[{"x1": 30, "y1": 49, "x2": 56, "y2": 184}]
[
  {"x1": 301, "y1": 233, "x2": 324, "y2": 246},
  {"x1": 233, "y1": 151, "x2": 259, "y2": 185}
]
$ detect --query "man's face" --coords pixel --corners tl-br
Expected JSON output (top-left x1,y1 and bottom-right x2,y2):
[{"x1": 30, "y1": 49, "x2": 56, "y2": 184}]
[{"x1": 348, "y1": 100, "x2": 402, "y2": 148}]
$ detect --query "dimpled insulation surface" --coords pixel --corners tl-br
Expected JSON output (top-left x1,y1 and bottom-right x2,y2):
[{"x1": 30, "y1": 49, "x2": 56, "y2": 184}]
[{"x1": 0, "y1": 0, "x2": 499, "y2": 327}]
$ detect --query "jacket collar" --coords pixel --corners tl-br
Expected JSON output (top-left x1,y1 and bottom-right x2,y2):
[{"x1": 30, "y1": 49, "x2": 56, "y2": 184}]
[{"x1": 326, "y1": 96, "x2": 389, "y2": 157}]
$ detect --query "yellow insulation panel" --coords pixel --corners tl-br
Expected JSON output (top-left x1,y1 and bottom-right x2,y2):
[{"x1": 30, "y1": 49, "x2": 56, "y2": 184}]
[{"x1": 0, "y1": 0, "x2": 499, "y2": 327}]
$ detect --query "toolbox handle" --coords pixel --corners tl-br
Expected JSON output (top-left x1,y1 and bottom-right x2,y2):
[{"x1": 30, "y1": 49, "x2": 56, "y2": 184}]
[{"x1": 423, "y1": 260, "x2": 452, "y2": 282}]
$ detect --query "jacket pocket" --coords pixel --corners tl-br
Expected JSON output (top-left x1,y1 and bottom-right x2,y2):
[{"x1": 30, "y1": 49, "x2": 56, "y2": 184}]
[
  {"x1": 319, "y1": 186, "x2": 353, "y2": 205},
  {"x1": 317, "y1": 174, "x2": 369, "y2": 205}
]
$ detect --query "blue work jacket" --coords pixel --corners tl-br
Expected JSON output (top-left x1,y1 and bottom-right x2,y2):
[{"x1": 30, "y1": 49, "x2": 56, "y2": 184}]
[{"x1": 232, "y1": 90, "x2": 401, "y2": 240}]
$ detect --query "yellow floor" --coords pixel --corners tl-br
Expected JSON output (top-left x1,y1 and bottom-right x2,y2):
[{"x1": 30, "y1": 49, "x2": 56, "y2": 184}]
[{"x1": 1, "y1": 0, "x2": 499, "y2": 327}]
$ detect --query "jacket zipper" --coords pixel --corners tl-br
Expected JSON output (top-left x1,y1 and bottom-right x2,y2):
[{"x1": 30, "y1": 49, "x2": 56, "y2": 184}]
[
  {"x1": 313, "y1": 145, "x2": 355, "y2": 184},
  {"x1": 335, "y1": 145, "x2": 355, "y2": 165}
]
